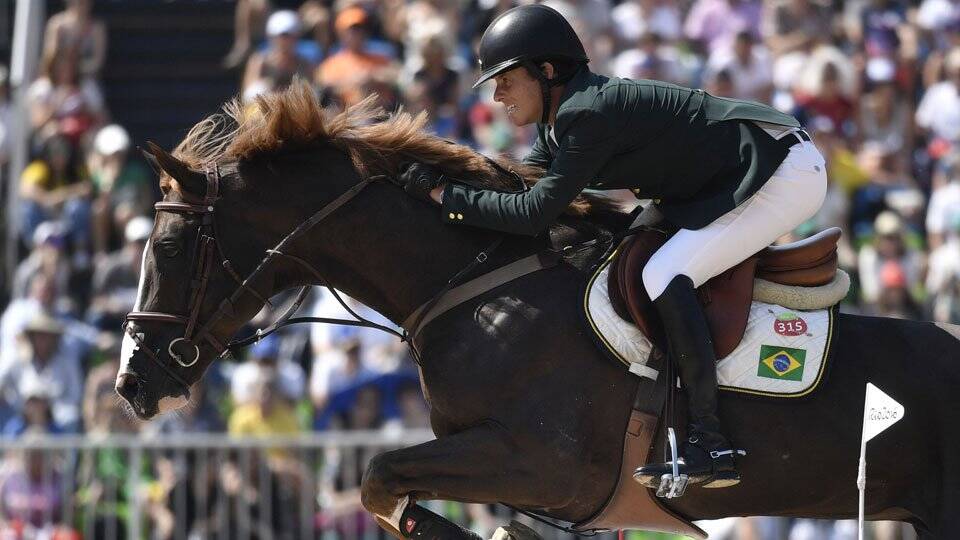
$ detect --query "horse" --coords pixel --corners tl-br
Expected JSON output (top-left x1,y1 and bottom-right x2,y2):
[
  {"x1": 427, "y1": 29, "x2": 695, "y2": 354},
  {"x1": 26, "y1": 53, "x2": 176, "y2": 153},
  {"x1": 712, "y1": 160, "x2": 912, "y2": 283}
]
[{"x1": 116, "y1": 82, "x2": 960, "y2": 539}]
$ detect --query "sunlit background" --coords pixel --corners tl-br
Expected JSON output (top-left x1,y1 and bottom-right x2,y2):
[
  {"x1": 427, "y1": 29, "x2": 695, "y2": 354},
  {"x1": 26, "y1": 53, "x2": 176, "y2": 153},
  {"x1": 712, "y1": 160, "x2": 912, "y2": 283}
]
[{"x1": 0, "y1": 0, "x2": 953, "y2": 537}]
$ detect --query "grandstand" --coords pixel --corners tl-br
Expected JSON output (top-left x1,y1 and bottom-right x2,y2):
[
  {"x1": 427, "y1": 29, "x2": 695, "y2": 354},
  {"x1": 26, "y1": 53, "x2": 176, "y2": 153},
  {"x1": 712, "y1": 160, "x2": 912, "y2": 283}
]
[{"x1": 0, "y1": 0, "x2": 952, "y2": 537}]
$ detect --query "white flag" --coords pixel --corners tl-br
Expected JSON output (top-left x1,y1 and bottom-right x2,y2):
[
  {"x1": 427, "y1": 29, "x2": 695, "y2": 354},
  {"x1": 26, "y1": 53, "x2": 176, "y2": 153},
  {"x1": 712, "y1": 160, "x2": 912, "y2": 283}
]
[{"x1": 861, "y1": 383, "x2": 904, "y2": 445}]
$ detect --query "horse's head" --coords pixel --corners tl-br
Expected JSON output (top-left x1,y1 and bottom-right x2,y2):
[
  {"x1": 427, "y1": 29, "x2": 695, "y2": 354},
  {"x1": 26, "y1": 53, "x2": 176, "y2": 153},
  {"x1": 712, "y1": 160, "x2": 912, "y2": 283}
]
[{"x1": 116, "y1": 143, "x2": 273, "y2": 419}]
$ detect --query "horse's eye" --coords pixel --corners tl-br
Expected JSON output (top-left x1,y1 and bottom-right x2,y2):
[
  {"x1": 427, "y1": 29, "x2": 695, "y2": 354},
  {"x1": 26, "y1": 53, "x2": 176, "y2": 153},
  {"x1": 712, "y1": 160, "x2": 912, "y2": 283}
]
[{"x1": 158, "y1": 241, "x2": 181, "y2": 258}]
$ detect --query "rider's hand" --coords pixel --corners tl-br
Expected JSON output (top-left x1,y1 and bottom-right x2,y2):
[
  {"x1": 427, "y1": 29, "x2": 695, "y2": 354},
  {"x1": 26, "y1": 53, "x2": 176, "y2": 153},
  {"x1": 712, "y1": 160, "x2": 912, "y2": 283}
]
[{"x1": 397, "y1": 163, "x2": 445, "y2": 205}]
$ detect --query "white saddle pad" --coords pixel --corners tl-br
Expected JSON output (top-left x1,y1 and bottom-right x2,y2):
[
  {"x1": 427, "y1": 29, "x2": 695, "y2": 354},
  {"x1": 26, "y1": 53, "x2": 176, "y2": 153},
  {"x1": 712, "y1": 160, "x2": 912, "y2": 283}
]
[{"x1": 584, "y1": 257, "x2": 835, "y2": 398}]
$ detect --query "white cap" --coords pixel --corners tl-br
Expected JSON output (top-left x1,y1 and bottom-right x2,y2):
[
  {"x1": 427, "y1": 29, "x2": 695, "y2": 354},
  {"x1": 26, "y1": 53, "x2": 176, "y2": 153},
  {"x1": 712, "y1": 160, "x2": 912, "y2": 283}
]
[
  {"x1": 865, "y1": 57, "x2": 895, "y2": 83},
  {"x1": 266, "y1": 10, "x2": 302, "y2": 37},
  {"x1": 94, "y1": 124, "x2": 130, "y2": 155},
  {"x1": 874, "y1": 211, "x2": 902, "y2": 236},
  {"x1": 125, "y1": 216, "x2": 153, "y2": 243}
]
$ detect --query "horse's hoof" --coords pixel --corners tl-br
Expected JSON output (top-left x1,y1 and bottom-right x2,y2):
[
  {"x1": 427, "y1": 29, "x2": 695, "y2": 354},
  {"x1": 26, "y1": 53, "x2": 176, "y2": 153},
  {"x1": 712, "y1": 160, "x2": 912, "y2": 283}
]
[{"x1": 490, "y1": 520, "x2": 543, "y2": 540}]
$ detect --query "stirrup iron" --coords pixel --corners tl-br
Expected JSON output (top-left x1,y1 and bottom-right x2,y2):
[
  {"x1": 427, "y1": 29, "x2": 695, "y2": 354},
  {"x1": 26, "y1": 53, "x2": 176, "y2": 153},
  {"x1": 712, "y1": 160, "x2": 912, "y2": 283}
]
[{"x1": 655, "y1": 427, "x2": 689, "y2": 498}]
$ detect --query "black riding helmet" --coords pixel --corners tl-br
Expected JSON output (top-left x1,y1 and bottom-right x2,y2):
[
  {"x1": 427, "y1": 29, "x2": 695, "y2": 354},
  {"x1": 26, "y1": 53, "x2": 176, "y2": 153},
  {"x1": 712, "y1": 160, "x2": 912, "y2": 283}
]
[{"x1": 473, "y1": 4, "x2": 589, "y2": 123}]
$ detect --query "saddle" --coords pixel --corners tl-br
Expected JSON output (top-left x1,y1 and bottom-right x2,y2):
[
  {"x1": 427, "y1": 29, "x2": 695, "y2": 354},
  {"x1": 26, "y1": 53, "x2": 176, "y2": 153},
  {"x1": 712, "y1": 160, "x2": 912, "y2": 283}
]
[{"x1": 607, "y1": 227, "x2": 841, "y2": 358}]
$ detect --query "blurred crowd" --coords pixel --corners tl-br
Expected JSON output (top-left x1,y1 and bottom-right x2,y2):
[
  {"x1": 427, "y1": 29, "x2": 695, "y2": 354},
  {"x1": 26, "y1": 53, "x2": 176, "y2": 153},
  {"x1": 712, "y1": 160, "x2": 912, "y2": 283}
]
[{"x1": 0, "y1": 0, "x2": 958, "y2": 537}]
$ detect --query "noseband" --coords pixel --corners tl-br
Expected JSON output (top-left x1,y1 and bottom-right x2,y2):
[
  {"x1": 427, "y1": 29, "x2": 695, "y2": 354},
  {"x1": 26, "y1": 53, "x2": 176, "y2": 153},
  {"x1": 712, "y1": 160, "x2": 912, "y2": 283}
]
[{"x1": 124, "y1": 165, "x2": 378, "y2": 392}]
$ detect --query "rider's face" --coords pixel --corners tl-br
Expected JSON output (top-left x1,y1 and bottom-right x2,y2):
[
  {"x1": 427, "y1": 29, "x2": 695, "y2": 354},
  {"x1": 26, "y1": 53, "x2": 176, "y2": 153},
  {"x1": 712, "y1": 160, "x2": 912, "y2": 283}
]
[{"x1": 493, "y1": 67, "x2": 543, "y2": 126}]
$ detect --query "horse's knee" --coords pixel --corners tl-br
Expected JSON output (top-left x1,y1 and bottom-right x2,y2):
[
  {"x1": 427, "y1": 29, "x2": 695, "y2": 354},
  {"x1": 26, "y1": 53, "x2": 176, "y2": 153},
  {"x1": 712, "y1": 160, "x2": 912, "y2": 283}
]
[{"x1": 361, "y1": 452, "x2": 402, "y2": 515}]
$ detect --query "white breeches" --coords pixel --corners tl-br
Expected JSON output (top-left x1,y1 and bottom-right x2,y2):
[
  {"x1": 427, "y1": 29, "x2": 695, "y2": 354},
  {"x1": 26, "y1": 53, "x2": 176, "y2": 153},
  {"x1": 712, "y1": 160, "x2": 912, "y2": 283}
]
[{"x1": 642, "y1": 138, "x2": 828, "y2": 300}]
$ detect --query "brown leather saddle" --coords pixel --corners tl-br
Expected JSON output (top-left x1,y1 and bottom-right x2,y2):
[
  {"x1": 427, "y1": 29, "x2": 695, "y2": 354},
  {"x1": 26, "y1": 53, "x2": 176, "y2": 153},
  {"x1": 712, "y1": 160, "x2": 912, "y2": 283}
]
[{"x1": 607, "y1": 227, "x2": 841, "y2": 358}]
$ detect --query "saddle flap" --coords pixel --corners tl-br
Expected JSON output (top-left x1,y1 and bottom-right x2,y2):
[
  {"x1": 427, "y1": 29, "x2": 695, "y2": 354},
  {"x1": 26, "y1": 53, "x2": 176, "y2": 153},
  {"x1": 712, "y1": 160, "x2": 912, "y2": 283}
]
[
  {"x1": 614, "y1": 232, "x2": 668, "y2": 345},
  {"x1": 608, "y1": 230, "x2": 754, "y2": 359},
  {"x1": 702, "y1": 257, "x2": 757, "y2": 358}
]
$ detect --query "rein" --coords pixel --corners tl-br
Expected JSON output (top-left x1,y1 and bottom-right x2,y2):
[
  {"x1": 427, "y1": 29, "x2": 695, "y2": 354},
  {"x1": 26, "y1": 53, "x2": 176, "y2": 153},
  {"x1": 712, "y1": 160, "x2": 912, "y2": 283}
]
[{"x1": 123, "y1": 165, "x2": 551, "y2": 393}]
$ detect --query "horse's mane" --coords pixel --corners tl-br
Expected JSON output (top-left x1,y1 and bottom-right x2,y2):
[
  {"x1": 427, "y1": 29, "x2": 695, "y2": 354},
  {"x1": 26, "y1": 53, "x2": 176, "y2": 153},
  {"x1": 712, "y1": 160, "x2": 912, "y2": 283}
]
[{"x1": 174, "y1": 79, "x2": 616, "y2": 217}]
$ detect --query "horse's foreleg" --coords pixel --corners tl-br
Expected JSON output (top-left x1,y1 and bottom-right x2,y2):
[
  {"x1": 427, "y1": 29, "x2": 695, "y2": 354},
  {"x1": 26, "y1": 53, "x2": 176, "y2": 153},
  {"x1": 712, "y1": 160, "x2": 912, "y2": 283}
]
[{"x1": 361, "y1": 422, "x2": 558, "y2": 539}]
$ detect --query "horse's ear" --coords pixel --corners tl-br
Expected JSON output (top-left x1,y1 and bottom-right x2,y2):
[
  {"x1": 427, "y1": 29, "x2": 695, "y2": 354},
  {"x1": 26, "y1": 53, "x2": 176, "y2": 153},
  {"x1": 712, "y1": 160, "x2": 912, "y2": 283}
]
[
  {"x1": 143, "y1": 141, "x2": 207, "y2": 197},
  {"x1": 139, "y1": 146, "x2": 163, "y2": 177}
]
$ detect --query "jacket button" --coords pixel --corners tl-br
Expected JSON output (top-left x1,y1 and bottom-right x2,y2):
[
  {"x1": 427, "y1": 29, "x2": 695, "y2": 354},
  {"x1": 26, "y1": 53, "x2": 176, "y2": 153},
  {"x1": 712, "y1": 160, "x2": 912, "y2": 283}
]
[{"x1": 448, "y1": 212, "x2": 456, "y2": 219}]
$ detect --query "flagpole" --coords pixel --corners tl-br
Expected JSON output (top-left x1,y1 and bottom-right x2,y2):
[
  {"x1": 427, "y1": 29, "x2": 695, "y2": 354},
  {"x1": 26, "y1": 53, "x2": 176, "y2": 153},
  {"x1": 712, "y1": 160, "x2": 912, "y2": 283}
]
[
  {"x1": 857, "y1": 441, "x2": 866, "y2": 540},
  {"x1": 857, "y1": 383, "x2": 905, "y2": 540}
]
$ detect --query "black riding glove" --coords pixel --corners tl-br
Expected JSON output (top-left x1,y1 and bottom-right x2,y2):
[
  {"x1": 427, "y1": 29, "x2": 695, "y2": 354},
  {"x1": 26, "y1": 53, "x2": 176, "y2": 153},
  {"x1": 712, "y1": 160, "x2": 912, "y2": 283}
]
[{"x1": 397, "y1": 163, "x2": 445, "y2": 204}]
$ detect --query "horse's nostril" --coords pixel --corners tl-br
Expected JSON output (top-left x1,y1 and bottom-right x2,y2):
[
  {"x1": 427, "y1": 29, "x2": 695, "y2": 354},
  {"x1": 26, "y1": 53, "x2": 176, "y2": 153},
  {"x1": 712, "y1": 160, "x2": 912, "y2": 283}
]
[{"x1": 116, "y1": 373, "x2": 141, "y2": 402}]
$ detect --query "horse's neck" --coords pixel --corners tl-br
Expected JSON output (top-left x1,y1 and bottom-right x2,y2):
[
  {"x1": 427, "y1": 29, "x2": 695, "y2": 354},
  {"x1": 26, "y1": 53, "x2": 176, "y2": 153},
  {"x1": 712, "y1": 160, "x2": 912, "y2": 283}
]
[{"x1": 293, "y1": 184, "x2": 503, "y2": 325}]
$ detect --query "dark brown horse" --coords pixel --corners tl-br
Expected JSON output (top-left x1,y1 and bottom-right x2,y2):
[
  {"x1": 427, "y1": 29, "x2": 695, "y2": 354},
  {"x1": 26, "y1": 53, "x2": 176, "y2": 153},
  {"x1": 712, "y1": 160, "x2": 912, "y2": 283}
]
[{"x1": 117, "y1": 82, "x2": 960, "y2": 539}]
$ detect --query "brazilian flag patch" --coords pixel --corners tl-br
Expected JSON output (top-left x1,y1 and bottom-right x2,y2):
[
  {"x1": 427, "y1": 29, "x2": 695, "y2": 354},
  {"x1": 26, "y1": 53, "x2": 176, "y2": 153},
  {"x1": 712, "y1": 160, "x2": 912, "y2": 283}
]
[{"x1": 757, "y1": 345, "x2": 806, "y2": 381}]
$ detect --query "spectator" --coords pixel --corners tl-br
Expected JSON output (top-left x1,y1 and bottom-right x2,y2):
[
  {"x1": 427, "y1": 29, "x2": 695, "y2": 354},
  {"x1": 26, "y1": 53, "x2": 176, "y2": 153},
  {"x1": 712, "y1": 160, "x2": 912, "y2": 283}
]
[
  {"x1": 849, "y1": 142, "x2": 918, "y2": 235},
  {"x1": 858, "y1": 211, "x2": 925, "y2": 305},
  {"x1": 242, "y1": 10, "x2": 316, "y2": 101},
  {"x1": 0, "y1": 274, "x2": 97, "y2": 378},
  {"x1": 851, "y1": 0, "x2": 908, "y2": 59},
  {"x1": 2, "y1": 392, "x2": 62, "y2": 438},
  {"x1": 228, "y1": 372, "x2": 300, "y2": 441},
  {"x1": 391, "y1": 0, "x2": 461, "y2": 70},
  {"x1": 684, "y1": 0, "x2": 762, "y2": 55},
  {"x1": 395, "y1": 381, "x2": 430, "y2": 429},
  {"x1": 411, "y1": 34, "x2": 461, "y2": 113},
  {"x1": 81, "y1": 353, "x2": 121, "y2": 433},
  {"x1": 230, "y1": 333, "x2": 305, "y2": 406},
  {"x1": 611, "y1": 0, "x2": 683, "y2": 47},
  {"x1": 86, "y1": 216, "x2": 151, "y2": 330},
  {"x1": 42, "y1": 0, "x2": 108, "y2": 79},
  {"x1": 705, "y1": 67, "x2": 736, "y2": 96},
  {"x1": 916, "y1": 47, "x2": 960, "y2": 143},
  {"x1": 0, "y1": 432, "x2": 68, "y2": 535},
  {"x1": 12, "y1": 222, "x2": 71, "y2": 302},
  {"x1": 0, "y1": 313, "x2": 83, "y2": 432},
  {"x1": 298, "y1": 1, "x2": 334, "y2": 65},
  {"x1": 311, "y1": 337, "x2": 377, "y2": 414},
  {"x1": 315, "y1": 6, "x2": 396, "y2": 108},
  {"x1": 793, "y1": 58, "x2": 856, "y2": 138},
  {"x1": 926, "y1": 151, "x2": 960, "y2": 249},
  {"x1": 223, "y1": 0, "x2": 272, "y2": 69},
  {"x1": 202, "y1": 449, "x2": 302, "y2": 539},
  {"x1": 611, "y1": 32, "x2": 690, "y2": 85},
  {"x1": 88, "y1": 124, "x2": 154, "y2": 256},
  {"x1": 18, "y1": 134, "x2": 93, "y2": 260},
  {"x1": 859, "y1": 57, "x2": 913, "y2": 159},
  {"x1": 926, "y1": 210, "x2": 960, "y2": 298},
  {"x1": 26, "y1": 50, "x2": 106, "y2": 150},
  {"x1": 763, "y1": 0, "x2": 833, "y2": 57},
  {"x1": 872, "y1": 260, "x2": 924, "y2": 319},
  {"x1": 704, "y1": 31, "x2": 772, "y2": 102}
]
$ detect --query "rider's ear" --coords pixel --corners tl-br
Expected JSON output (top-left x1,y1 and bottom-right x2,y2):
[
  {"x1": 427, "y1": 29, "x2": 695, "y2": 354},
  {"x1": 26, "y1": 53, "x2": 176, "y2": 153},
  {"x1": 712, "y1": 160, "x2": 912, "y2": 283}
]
[
  {"x1": 540, "y1": 62, "x2": 556, "y2": 81},
  {"x1": 144, "y1": 141, "x2": 207, "y2": 198}
]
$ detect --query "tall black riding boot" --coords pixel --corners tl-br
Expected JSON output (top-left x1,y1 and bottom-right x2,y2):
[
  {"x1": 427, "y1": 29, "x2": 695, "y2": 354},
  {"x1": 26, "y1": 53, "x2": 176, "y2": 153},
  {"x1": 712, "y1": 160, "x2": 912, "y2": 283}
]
[{"x1": 633, "y1": 275, "x2": 743, "y2": 491}]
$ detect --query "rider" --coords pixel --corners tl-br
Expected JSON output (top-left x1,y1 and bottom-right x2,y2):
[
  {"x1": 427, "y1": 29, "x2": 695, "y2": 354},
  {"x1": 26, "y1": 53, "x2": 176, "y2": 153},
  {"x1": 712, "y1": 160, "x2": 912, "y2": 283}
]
[{"x1": 396, "y1": 4, "x2": 827, "y2": 490}]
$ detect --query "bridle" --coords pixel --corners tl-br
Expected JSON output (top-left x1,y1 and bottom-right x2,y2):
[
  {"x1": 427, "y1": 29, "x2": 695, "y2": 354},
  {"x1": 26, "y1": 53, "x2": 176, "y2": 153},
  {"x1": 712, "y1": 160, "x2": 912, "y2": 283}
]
[
  {"x1": 123, "y1": 160, "x2": 536, "y2": 396},
  {"x1": 124, "y1": 164, "x2": 393, "y2": 393}
]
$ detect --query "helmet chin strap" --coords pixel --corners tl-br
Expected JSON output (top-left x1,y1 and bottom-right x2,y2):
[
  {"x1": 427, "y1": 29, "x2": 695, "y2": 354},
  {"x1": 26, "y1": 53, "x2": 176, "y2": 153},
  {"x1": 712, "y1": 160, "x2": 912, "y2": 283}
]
[{"x1": 522, "y1": 59, "x2": 555, "y2": 125}]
